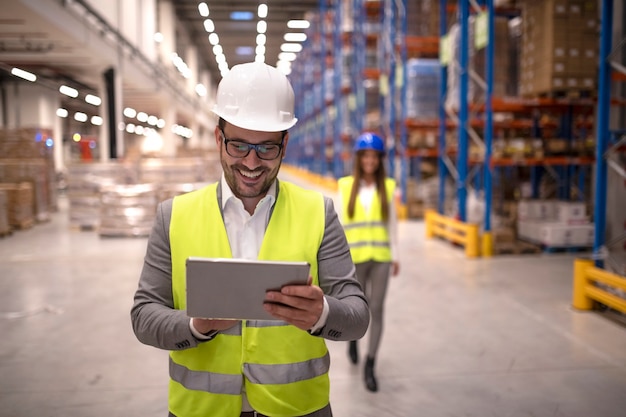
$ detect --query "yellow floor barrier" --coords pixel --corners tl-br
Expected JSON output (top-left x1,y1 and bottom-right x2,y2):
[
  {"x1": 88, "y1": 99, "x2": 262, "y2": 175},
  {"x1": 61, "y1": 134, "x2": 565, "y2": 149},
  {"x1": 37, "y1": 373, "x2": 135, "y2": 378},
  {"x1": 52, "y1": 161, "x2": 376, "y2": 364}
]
[
  {"x1": 572, "y1": 259, "x2": 626, "y2": 314},
  {"x1": 425, "y1": 209, "x2": 480, "y2": 258}
]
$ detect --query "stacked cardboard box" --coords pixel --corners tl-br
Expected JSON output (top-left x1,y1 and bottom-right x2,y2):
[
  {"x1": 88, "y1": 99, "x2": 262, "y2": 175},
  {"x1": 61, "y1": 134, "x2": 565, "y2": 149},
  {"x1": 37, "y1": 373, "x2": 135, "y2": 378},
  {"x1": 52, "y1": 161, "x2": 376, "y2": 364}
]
[
  {"x1": 0, "y1": 128, "x2": 57, "y2": 221},
  {"x1": 66, "y1": 162, "x2": 136, "y2": 229},
  {"x1": 517, "y1": 200, "x2": 594, "y2": 247},
  {"x1": 0, "y1": 190, "x2": 10, "y2": 236},
  {"x1": 0, "y1": 182, "x2": 34, "y2": 229},
  {"x1": 99, "y1": 183, "x2": 158, "y2": 237},
  {"x1": 519, "y1": 0, "x2": 599, "y2": 96}
]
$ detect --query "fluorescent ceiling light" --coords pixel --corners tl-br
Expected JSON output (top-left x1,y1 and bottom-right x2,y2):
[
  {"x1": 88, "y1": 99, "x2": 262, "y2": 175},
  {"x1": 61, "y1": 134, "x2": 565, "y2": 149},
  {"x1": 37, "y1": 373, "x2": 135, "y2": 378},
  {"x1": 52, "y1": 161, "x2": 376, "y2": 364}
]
[
  {"x1": 284, "y1": 33, "x2": 307, "y2": 42},
  {"x1": 123, "y1": 107, "x2": 137, "y2": 118},
  {"x1": 208, "y1": 33, "x2": 219, "y2": 45},
  {"x1": 278, "y1": 52, "x2": 297, "y2": 61},
  {"x1": 147, "y1": 115, "x2": 158, "y2": 126},
  {"x1": 198, "y1": 2, "x2": 209, "y2": 17},
  {"x1": 258, "y1": 4, "x2": 268, "y2": 18},
  {"x1": 231, "y1": 11, "x2": 253, "y2": 21},
  {"x1": 281, "y1": 43, "x2": 303, "y2": 53},
  {"x1": 287, "y1": 20, "x2": 310, "y2": 29},
  {"x1": 255, "y1": 55, "x2": 265, "y2": 63},
  {"x1": 91, "y1": 116, "x2": 103, "y2": 125},
  {"x1": 85, "y1": 94, "x2": 101, "y2": 106},
  {"x1": 203, "y1": 19, "x2": 214, "y2": 32},
  {"x1": 59, "y1": 85, "x2": 78, "y2": 98},
  {"x1": 255, "y1": 45, "x2": 266, "y2": 55},
  {"x1": 56, "y1": 108, "x2": 68, "y2": 118},
  {"x1": 213, "y1": 45, "x2": 223, "y2": 55},
  {"x1": 256, "y1": 34, "x2": 266, "y2": 46},
  {"x1": 126, "y1": 123, "x2": 136, "y2": 133},
  {"x1": 136, "y1": 112, "x2": 148, "y2": 123},
  {"x1": 257, "y1": 20, "x2": 267, "y2": 34},
  {"x1": 11, "y1": 67, "x2": 36, "y2": 82},
  {"x1": 157, "y1": 119, "x2": 166, "y2": 129},
  {"x1": 74, "y1": 112, "x2": 88, "y2": 122}
]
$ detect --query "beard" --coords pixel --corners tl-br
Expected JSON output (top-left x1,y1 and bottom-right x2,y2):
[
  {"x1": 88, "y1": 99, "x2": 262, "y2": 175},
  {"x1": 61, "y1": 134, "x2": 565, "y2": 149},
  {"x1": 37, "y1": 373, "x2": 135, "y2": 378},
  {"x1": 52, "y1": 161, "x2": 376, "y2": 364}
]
[{"x1": 221, "y1": 156, "x2": 281, "y2": 200}]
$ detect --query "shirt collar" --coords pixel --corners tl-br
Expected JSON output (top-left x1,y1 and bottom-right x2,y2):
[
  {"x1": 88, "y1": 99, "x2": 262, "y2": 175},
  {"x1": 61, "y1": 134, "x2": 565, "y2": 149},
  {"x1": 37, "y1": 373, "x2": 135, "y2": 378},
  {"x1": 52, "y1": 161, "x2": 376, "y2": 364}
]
[{"x1": 220, "y1": 173, "x2": 277, "y2": 211}]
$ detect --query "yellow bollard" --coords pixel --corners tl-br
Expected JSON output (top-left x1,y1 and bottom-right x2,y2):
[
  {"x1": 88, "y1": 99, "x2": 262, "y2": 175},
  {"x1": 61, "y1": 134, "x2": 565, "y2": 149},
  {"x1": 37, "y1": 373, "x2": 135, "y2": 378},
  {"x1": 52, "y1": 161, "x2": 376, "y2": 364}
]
[
  {"x1": 425, "y1": 210, "x2": 434, "y2": 238},
  {"x1": 572, "y1": 258, "x2": 595, "y2": 310},
  {"x1": 465, "y1": 223, "x2": 480, "y2": 258},
  {"x1": 481, "y1": 232, "x2": 494, "y2": 257}
]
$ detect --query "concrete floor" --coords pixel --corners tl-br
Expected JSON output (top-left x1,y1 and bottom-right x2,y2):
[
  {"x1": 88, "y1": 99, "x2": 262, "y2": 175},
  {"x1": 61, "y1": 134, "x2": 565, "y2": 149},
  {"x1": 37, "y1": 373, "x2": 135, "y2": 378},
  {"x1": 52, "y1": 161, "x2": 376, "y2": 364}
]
[{"x1": 1, "y1": 174, "x2": 626, "y2": 417}]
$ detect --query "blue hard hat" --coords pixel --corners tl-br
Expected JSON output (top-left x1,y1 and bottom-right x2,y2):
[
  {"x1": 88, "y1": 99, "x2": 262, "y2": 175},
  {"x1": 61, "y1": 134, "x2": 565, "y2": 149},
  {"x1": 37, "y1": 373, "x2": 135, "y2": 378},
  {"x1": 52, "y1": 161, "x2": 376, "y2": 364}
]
[{"x1": 354, "y1": 132, "x2": 385, "y2": 153}]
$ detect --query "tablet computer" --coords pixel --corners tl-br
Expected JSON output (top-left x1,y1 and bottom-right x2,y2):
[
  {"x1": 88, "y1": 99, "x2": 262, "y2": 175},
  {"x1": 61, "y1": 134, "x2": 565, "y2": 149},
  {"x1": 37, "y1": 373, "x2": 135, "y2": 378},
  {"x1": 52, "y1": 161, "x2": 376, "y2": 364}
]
[{"x1": 185, "y1": 257, "x2": 311, "y2": 320}]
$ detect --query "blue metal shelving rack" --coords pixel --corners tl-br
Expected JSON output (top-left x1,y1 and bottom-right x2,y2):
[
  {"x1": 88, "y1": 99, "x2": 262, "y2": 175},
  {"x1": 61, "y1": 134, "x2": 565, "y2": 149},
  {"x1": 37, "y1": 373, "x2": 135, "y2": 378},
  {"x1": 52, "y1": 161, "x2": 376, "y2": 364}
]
[
  {"x1": 438, "y1": 0, "x2": 494, "y2": 235},
  {"x1": 594, "y1": 0, "x2": 626, "y2": 269}
]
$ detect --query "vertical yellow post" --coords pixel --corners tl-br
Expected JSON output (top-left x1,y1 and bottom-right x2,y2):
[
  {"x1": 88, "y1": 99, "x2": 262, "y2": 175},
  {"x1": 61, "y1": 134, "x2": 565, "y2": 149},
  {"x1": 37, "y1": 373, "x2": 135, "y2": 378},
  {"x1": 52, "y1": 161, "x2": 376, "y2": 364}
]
[
  {"x1": 482, "y1": 232, "x2": 494, "y2": 257},
  {"x1": 572, "y1": 258, "x2": 594, "y2": 310},
  {"x1": 465, "y1": 224, "x2": 480, "y2": 258},
  {"x1": 425, "y1": 209, "x2": 434, "y2": 238}
]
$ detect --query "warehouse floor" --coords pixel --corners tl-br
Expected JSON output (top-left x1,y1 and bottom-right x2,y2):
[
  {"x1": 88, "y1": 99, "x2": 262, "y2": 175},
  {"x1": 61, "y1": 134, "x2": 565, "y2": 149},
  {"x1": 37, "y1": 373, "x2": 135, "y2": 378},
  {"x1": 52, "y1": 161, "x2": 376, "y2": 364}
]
[{"x1": 1, "y1": 172, "x2": 626, "y2": 417}]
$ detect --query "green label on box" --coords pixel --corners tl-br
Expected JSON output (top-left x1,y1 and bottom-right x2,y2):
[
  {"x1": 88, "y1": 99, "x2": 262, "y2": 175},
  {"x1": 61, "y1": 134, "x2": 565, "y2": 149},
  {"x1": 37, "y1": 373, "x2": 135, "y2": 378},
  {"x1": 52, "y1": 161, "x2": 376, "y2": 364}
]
[
  {"x1": 475, "y1": 12, "x2": 488, "y2": 50},
  {"x1": 440, "y1": 34, "x2": 451, "y2": 66}
]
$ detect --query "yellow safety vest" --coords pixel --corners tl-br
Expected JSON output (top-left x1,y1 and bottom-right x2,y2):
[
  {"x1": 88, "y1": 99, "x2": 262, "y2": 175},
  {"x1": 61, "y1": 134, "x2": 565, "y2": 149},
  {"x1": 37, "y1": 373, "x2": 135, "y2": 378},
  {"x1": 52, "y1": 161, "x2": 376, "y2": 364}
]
[
  {"x1": 168, "y1": 182, "x2": 330, "y2": 417},
  {"x1": 338, "y1": 176, "x2": 395, "y2": 263}
]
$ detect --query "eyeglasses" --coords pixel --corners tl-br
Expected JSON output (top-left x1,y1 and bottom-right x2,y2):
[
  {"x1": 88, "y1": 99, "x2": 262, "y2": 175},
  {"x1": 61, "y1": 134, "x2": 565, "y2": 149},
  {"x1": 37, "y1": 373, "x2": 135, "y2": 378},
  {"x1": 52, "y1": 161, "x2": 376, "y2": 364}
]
[{"x1": 219, "y1": 129, "x2": 284, "y2": 161}]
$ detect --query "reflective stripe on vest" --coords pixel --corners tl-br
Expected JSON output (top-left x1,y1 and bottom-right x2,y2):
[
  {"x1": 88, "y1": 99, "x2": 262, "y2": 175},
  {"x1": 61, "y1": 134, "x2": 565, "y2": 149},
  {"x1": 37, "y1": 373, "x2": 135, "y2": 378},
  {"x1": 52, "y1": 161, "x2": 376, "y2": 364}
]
[
  {"x1": 168, "y1": 182, "x2": 330, "y2": 417},
  {"x1": 338, "y1": 176, "x2": 395, "y2": 263}
]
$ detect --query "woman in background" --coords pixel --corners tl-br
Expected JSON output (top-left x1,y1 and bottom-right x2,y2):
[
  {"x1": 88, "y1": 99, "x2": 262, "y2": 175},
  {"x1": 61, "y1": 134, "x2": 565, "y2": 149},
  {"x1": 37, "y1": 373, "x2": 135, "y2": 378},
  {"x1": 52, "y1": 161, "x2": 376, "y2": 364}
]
[{"x1": 337, "y1": 132, "x2": 400, "y2": 392}]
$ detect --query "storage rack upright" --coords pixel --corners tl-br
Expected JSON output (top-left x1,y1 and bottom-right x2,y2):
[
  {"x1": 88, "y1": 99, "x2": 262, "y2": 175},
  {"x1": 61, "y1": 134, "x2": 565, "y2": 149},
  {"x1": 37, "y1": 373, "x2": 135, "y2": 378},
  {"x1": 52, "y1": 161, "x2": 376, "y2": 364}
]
[{"x1": 594, "y1": 0, "x2": 626, "y2": 272}]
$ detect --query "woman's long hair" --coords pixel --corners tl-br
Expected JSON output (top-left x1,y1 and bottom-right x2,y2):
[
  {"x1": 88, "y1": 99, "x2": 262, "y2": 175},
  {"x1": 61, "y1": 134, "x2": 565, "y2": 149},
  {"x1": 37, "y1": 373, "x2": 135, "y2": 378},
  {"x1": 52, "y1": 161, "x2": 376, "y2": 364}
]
[{"x1": 346, "y1": 150, "x2": 389, "y2": 221}]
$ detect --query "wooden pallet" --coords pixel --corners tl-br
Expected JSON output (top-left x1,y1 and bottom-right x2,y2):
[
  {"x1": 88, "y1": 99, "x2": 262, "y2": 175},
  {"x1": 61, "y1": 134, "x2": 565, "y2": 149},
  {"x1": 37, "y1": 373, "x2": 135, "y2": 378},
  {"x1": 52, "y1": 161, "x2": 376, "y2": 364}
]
[
  {"x1": 494, "y1": 240, "x2": 542, "y2": 255},
  {"x1": 13, "y1": 218, "x2": 34, "y2": 230}
]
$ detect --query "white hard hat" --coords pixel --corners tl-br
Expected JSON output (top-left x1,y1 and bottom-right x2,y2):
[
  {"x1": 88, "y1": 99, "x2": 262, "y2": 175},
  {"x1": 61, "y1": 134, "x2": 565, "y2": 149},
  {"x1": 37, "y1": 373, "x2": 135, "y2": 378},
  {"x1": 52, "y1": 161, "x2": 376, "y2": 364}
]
[{"x1": 212, "y1": 62, "x2": 298, "y2": 132}]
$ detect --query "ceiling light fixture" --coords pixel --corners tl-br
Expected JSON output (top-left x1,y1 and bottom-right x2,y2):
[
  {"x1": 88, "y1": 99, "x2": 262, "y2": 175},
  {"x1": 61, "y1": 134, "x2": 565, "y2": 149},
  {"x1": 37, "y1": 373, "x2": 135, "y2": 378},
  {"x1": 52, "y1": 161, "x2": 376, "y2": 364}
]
[
  {"x1": 56, "y1": 108, "x2": 69, "y2": 118},
  {"x1": 91, "y1": 116, "x2": 103, "y2": 125},
  {"x1": 203, "y1": 19, "x2": 214, "y2": 33},
  {"x1": 230, "y1": 11, "x2": 253, "y2": 21},
  {"x1": 281, "y1": 43, "x2": 303, "y2": 53},
  {"x1": 278, "y1": 52, "x2": 297, "y2": 62},
  {"x1": 287, "y1": 20, "x2": 310, "y2": 29},
  {"x1": 74, "y1": 112, "x2": 88, "y2": 122},
  {"x1": 85, "y1": 94, "x2": 102, "y2": 106},
  {"x1": 11, "y1": 67, "x2": 36, "y2": 82},
  {"x1": 284, "y1": 33, "x2": 307, "y2": 42},
  {"x1": 258, "y1": 4, "x2": 268, "y2": 18},
  {"x1": 123, "y1": 107, "x2": 137, "y2": 118},
  {"x1": 198, "y1": 2, "x2": 209, "y2": 17},
  {"x1": 59, "y1": 85, "x2": 78, "y2": 98},
  {"x1": 257, "y1": 20, "x2": 267, "y2": 34}
]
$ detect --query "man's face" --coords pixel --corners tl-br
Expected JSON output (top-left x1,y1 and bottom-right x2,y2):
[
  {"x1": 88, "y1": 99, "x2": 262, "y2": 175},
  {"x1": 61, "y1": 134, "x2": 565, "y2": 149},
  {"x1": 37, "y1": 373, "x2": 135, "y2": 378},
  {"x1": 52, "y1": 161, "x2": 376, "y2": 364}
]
[{"x1": 216, "y1": 123, "x2": 287, "y2": 202}]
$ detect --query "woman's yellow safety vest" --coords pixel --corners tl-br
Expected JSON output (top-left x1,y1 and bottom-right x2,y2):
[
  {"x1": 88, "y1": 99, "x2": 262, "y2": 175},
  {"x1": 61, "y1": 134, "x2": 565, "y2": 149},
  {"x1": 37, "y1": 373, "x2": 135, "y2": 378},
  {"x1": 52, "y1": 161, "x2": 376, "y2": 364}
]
[
  {"x1": 168, "y1": 182, "x2": 330, "y2": 417},
  {"x1": 338, "y1": 176, "x2": 395, "y2": 264}
]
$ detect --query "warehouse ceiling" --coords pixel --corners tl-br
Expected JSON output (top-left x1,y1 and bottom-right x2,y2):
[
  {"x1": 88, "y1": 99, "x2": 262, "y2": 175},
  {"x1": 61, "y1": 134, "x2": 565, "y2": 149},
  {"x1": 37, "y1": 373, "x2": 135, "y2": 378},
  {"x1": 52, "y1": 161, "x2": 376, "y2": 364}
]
[
  {"x1": 171, "y1": 0, "x2": 319, "y2": 81},
  {"x1": 0, "y1": 0, "x2": 319, "y2": 125}
]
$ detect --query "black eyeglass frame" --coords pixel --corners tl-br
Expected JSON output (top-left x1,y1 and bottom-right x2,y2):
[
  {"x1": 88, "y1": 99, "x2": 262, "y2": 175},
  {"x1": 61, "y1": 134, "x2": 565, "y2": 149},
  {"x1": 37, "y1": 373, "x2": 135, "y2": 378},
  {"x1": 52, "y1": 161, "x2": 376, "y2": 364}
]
[{"x1": 219, "y1": 128, "x2": 285, "y2": 161}]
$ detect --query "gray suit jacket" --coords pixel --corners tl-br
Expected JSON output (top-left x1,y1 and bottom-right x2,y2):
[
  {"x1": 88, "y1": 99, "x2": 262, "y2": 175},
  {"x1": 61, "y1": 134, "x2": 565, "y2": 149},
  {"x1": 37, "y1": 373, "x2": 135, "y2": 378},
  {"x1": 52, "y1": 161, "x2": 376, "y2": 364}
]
[{"x1": 130, "y1": 180, "x2": 369, "y2": 416}]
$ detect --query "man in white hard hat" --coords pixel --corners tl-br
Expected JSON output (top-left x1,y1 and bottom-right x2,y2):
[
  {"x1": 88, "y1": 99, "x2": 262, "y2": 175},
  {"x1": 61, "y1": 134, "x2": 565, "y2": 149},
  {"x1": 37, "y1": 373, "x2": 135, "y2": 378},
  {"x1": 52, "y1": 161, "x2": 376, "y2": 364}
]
[{"x1": 131, "y1": 62, "x2": 370, "y2": 417}]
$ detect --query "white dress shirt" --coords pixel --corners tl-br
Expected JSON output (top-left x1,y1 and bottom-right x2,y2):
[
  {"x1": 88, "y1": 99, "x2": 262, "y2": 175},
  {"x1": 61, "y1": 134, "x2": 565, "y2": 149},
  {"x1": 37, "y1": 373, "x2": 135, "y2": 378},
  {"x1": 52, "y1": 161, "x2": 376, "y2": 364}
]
[{"x1": 190, "y1": 174, "x2": 329, "y2": 411}]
